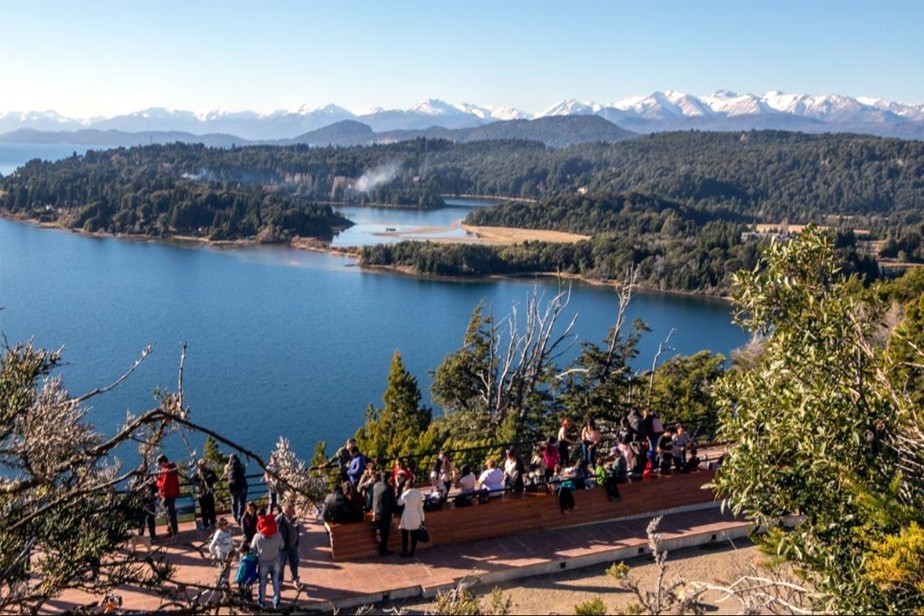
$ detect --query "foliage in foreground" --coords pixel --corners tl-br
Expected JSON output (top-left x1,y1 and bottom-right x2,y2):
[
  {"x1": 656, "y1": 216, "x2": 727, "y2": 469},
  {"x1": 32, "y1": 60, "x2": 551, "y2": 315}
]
[
  {"x1": 713, "y1": 227, "x2": 924, "y2": 613},
  {"x1": 429, "y1": 585, "x2": 512, "y2": 616},
  {"x1": 0, "y1": 342, "x2": 312, "y2": 613}
]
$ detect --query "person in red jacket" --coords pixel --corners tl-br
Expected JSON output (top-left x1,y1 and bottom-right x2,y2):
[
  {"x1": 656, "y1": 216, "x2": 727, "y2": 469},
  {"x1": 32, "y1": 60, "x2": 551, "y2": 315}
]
[{"x1": 156, "y1": 454, "x2": 180, "y2": 539}]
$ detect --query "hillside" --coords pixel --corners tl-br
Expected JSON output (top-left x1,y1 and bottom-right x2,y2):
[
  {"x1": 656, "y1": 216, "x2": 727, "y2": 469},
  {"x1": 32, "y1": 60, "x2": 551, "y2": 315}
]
[{"x1": 3, "y1": 131, "x2": 922, "y2": 293}]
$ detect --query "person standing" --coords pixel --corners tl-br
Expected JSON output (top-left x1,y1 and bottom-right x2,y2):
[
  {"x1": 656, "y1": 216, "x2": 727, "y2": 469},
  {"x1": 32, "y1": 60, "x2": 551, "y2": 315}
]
[
  {"x1": 581, "y1": 417, "x2": 602, "y2": 466},
  {"x1": 372, "y1": 472, "x2": 397, "y2": 556},
  {"x1": 398, "y1": 479, "x2": 425, "y2": 558},
  {"x1": 644, "y1": 409, "x2": 664, "y2": 471},
  {"x1": 225, "y1": 454, "x2": 248, "y2": 524},
  {"x1": 155, "y1": 454, "x2": 180, "y2": 539},
  {"x1": 347, "y1": 446, "x2": 366, "y2": 486},
  {"x1": 542, "y1": 437, "x2": 560, "y2": 482},
  {"x1": 275, "y1": 502, "x2": 300, "y2": 586},
  {"x1": 557, "y1": 418, "x2": 574, "y2": 466},
  {"x1": 208, "y1": 517, "x2": 235, "y2": 587},
  {"x1": 136, "y1": 478, "x2": 158, "y2": 542},
  {"x1": 437, "y1": 450, "x2": 454, "y2": 494},
  {"x1": 250, "y1": 509, "x2": 283, "y2": 609},
  {"x1": 241, "y1": 501, "x2": 259, "y2": 547},
  {"x1": 264, "y1": 453, "x2": 281, "y2": 512},
  {"x1": 327, "y1": 438, "x2": 356, "y2": 484},
  {"x1": 192, "y1": 459, "x2": 218, "y2": 530}
]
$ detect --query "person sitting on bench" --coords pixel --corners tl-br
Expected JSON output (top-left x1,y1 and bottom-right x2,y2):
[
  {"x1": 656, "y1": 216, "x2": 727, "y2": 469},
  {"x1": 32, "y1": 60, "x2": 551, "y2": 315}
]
[{"x1": 477, "y1": 459, "x2": 505, "y2": 496}]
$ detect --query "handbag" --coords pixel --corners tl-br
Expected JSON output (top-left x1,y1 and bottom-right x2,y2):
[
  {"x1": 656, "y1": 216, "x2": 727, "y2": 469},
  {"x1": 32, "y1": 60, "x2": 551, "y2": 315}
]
[{"x1": 416, "y1": 524, "x2": 430, "y2": 543}]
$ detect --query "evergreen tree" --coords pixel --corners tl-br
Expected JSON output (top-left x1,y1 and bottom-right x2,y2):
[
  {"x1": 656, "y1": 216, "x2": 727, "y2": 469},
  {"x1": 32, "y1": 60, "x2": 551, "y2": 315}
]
[{"x1": 355, "y1": 351, "x2": 432, "y2": 461}]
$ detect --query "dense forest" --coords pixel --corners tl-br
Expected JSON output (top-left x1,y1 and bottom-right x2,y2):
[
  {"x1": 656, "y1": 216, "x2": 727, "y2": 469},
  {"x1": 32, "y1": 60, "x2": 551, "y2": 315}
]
[
  {"x1": 360, "y1": 192, "x2": 878, "y2": 295},
  {"x1": 1, "y1": 131, "x2": 922, "y2": 287}
]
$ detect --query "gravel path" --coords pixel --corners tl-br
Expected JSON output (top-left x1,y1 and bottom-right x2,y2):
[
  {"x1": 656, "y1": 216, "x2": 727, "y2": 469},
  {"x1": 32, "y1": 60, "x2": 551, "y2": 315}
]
[{"x1": 382, "y1": 538, "x2": 764, "y2": 615}]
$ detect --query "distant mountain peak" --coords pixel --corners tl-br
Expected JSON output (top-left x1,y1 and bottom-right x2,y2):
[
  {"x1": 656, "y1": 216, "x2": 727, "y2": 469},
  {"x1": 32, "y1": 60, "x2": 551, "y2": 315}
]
[
  {"x1": 411, "y1": 99, "x2": 462, "y2": 116},
  {"x1": 295, "y1": 103, "x2": 351, "y2": 116},
  {"x1": 538, "y1": 99, "x2": 601, "y2": 117},
  {"x1": 3, "y1": 89, "x2": 923, "y2": 142}
]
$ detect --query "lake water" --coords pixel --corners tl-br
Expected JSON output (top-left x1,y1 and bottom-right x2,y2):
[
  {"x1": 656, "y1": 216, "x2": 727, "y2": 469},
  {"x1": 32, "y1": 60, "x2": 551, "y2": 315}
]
[
  {"x1": 0, "y1": 144, "x2": 748, "y2": 462},
  {"x1": 0, "y1": 143, "x2": 108, "y2": 176},
  {"x1": 332, "y1": 199, "x2": 496, "y2": 247}
]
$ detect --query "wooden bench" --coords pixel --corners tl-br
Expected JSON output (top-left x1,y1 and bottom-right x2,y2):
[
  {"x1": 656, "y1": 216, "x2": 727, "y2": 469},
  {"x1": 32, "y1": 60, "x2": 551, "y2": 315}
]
[{"x1": 326, "y1": 469, "x2": 716, "y2": 561}]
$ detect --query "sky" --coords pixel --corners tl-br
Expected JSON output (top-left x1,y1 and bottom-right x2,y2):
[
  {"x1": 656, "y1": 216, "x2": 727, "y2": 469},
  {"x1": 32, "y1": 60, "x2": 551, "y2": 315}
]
[{"x1": 2, "y1": 0, "x2": 923, "y2": 117}]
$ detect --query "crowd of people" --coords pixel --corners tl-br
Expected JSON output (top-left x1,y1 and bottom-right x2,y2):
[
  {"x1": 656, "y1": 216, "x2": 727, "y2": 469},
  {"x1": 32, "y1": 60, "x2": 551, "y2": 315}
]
[
  {"x1": 133, "y1": 408, "x2": 701, "y2": 606},
  {"x1": 132, "y1": 453, "x2": 302, "y2": 609},
  {"x1": 318, "y1": 410, "x2": 703, "y2": 543}
]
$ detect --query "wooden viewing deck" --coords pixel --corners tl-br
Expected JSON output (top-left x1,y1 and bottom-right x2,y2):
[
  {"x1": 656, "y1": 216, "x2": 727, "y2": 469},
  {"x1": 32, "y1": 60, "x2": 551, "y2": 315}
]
[
  {"x1": 328, "y1": 469, "x2": 717, "y2": 560},
  {"x1": 46, "y1": 465, "x2": 750, "y2": 613}
]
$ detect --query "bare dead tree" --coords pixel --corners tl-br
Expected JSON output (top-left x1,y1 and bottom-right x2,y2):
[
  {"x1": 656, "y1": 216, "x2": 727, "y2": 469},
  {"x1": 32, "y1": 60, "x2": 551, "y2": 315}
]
[
  {"x1": 646, "y1": 327, "x2": 676, "y2": 409},
  {"x1": 555, "y1": 266, "x2": 639, "y2": 383},
  {"x1": 475, "y1": 282, "x2": 579, "y2": 427},
  {"x1": 688, "y1": 568, "x2": 826, "y2": 615}
]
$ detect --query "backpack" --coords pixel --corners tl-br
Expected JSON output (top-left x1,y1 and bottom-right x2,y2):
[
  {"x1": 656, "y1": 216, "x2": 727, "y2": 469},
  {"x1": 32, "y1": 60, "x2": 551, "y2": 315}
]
[{"x1": 235, "y1": 555, "x2": 258, "y2": 586}]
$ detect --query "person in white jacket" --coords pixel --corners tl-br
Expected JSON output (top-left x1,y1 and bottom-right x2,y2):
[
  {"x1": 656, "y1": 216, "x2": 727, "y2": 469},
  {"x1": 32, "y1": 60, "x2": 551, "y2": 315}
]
[
  {"x1": 207, "y1": 518, "x2": 234, "y2": 587},
  {"x1": 398, "y1": 480, "x2": 425, "y2": 557},
  {"x1": 208, "y1": 518, "x2": 234, "y2": 562}
]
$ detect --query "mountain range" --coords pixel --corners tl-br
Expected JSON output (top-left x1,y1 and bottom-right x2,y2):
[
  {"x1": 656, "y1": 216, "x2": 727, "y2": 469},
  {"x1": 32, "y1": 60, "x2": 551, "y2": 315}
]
[{"x1": 2, "y1": 90, "x2": 923, "y2": 143}]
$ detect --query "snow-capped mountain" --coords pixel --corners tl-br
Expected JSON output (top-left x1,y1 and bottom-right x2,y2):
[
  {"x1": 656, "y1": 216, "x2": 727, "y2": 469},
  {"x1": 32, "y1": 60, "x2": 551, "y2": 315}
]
[
  {"x1": 2, "y1": 91, "x2": 923, "y2": 141},
  {"x1": 0, "y1": 110, "x2": 88, "y2": 133},
  {"x1": 535, "y1": 90, "x2": 924, "y2": 138},
  {"x1": 455, "y1": 103, "x2": 530, "y2": 121},
  {"x1": 539, "y1": 99, "x2": 603, "y2": 117}
]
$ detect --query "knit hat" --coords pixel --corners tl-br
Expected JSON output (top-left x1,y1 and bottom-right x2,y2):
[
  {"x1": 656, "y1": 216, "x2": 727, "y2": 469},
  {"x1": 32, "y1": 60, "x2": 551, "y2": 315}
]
[{"x1": 256, "y1": 515, "x2": 278, "y2": 537}]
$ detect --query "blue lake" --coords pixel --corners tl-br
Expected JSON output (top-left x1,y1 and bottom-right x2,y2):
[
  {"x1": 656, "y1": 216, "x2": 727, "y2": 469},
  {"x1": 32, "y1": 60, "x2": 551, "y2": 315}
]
[{"x1": 0, "y1": 144, "x2": 749, "y2": 463}]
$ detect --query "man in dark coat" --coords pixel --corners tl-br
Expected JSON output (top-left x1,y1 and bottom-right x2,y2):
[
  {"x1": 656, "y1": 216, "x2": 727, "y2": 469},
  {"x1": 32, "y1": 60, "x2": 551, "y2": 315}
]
[
  {"x1": 371, "y1": 472, "x2": 396, "y2": 556},
  {"x1": 192, "y1": 459, "x2": 219, "y2": 530},
  {"x1": 275, "y1": 502, "x2": 300, "y2": 586}
]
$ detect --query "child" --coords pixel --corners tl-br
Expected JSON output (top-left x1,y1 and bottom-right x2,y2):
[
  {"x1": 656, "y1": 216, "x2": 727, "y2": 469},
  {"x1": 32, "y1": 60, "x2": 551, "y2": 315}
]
[{"x1": 234, "y1": 544, "x2": 258, "y2": 601}]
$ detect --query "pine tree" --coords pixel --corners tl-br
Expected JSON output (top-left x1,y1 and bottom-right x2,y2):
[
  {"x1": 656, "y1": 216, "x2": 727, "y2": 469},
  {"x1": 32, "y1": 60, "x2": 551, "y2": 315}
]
[
  {"x1": 355, "y1": 351, "x2": 432, "y2": 461},
  {"x1": 203, "y1": 434, "x2": 228, "y2": 468}
]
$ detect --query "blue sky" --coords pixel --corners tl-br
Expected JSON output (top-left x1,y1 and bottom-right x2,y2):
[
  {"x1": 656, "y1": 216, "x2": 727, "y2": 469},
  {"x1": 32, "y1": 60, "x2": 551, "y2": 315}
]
[{"x1": 2, "y1": 0, "x2": 922, "y2": 116}]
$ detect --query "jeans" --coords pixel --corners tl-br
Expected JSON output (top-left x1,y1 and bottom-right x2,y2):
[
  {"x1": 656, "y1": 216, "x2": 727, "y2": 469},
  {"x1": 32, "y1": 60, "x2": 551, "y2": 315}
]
[
  {"x1": 647, "y1": 436, "x2": 659, "y2": 470},
  {"x1": 162, "y1": 497, "x2": 178, "y2": 536},
  {"x1": 278, "y1": 546, "x2": 299, "y2": 583},
  {"x1": 257, "y1": 560, "x2": 281, "y2": 608},
  {"x1": 581, "y1": 442, "x2": 597, "y2": 466},
  {"x1": 231, "y1": 488, "x2": 248, "y2": 523}
]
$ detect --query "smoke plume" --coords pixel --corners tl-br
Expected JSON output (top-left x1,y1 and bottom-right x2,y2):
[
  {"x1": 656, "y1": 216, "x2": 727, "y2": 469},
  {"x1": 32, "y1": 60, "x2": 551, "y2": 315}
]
[{"x1": 354, "y1": 161, "x2": 400, "y2": 193}]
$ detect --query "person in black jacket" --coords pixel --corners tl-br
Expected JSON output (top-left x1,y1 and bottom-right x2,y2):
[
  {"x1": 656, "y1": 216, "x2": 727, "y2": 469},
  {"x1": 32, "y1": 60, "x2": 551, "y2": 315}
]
[
  {"x1": 275, "y1": 502, "x2": 300, "y2": 586},
  {"x1": 372, "y1": 472, "x2": 396, "y2": 556},
  {"x1": 225, "y1": 454, "x2": 248, "y2": 524},
  {"x1": 192, "y1": 459, "x2": 219, "y2": 530}
]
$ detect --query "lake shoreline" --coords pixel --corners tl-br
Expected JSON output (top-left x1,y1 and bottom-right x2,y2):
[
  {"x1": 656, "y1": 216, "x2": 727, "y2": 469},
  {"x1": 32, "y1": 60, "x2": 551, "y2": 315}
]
[{"x1": 0, "y1": 211, "x2": 732, "y2": 301}]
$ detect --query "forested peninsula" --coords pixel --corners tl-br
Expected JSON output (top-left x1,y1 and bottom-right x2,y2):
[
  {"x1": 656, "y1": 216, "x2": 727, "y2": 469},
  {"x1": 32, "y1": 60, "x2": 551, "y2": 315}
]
[{"x1": 2, "y1": 131, "x2": 922, "y2": 294}]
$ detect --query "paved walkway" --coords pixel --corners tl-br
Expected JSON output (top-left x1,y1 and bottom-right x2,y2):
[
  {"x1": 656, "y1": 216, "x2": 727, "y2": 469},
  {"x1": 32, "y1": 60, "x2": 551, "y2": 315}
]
[{"x1": 46, "y1": 505, "x2": 751, "y2": 613}]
